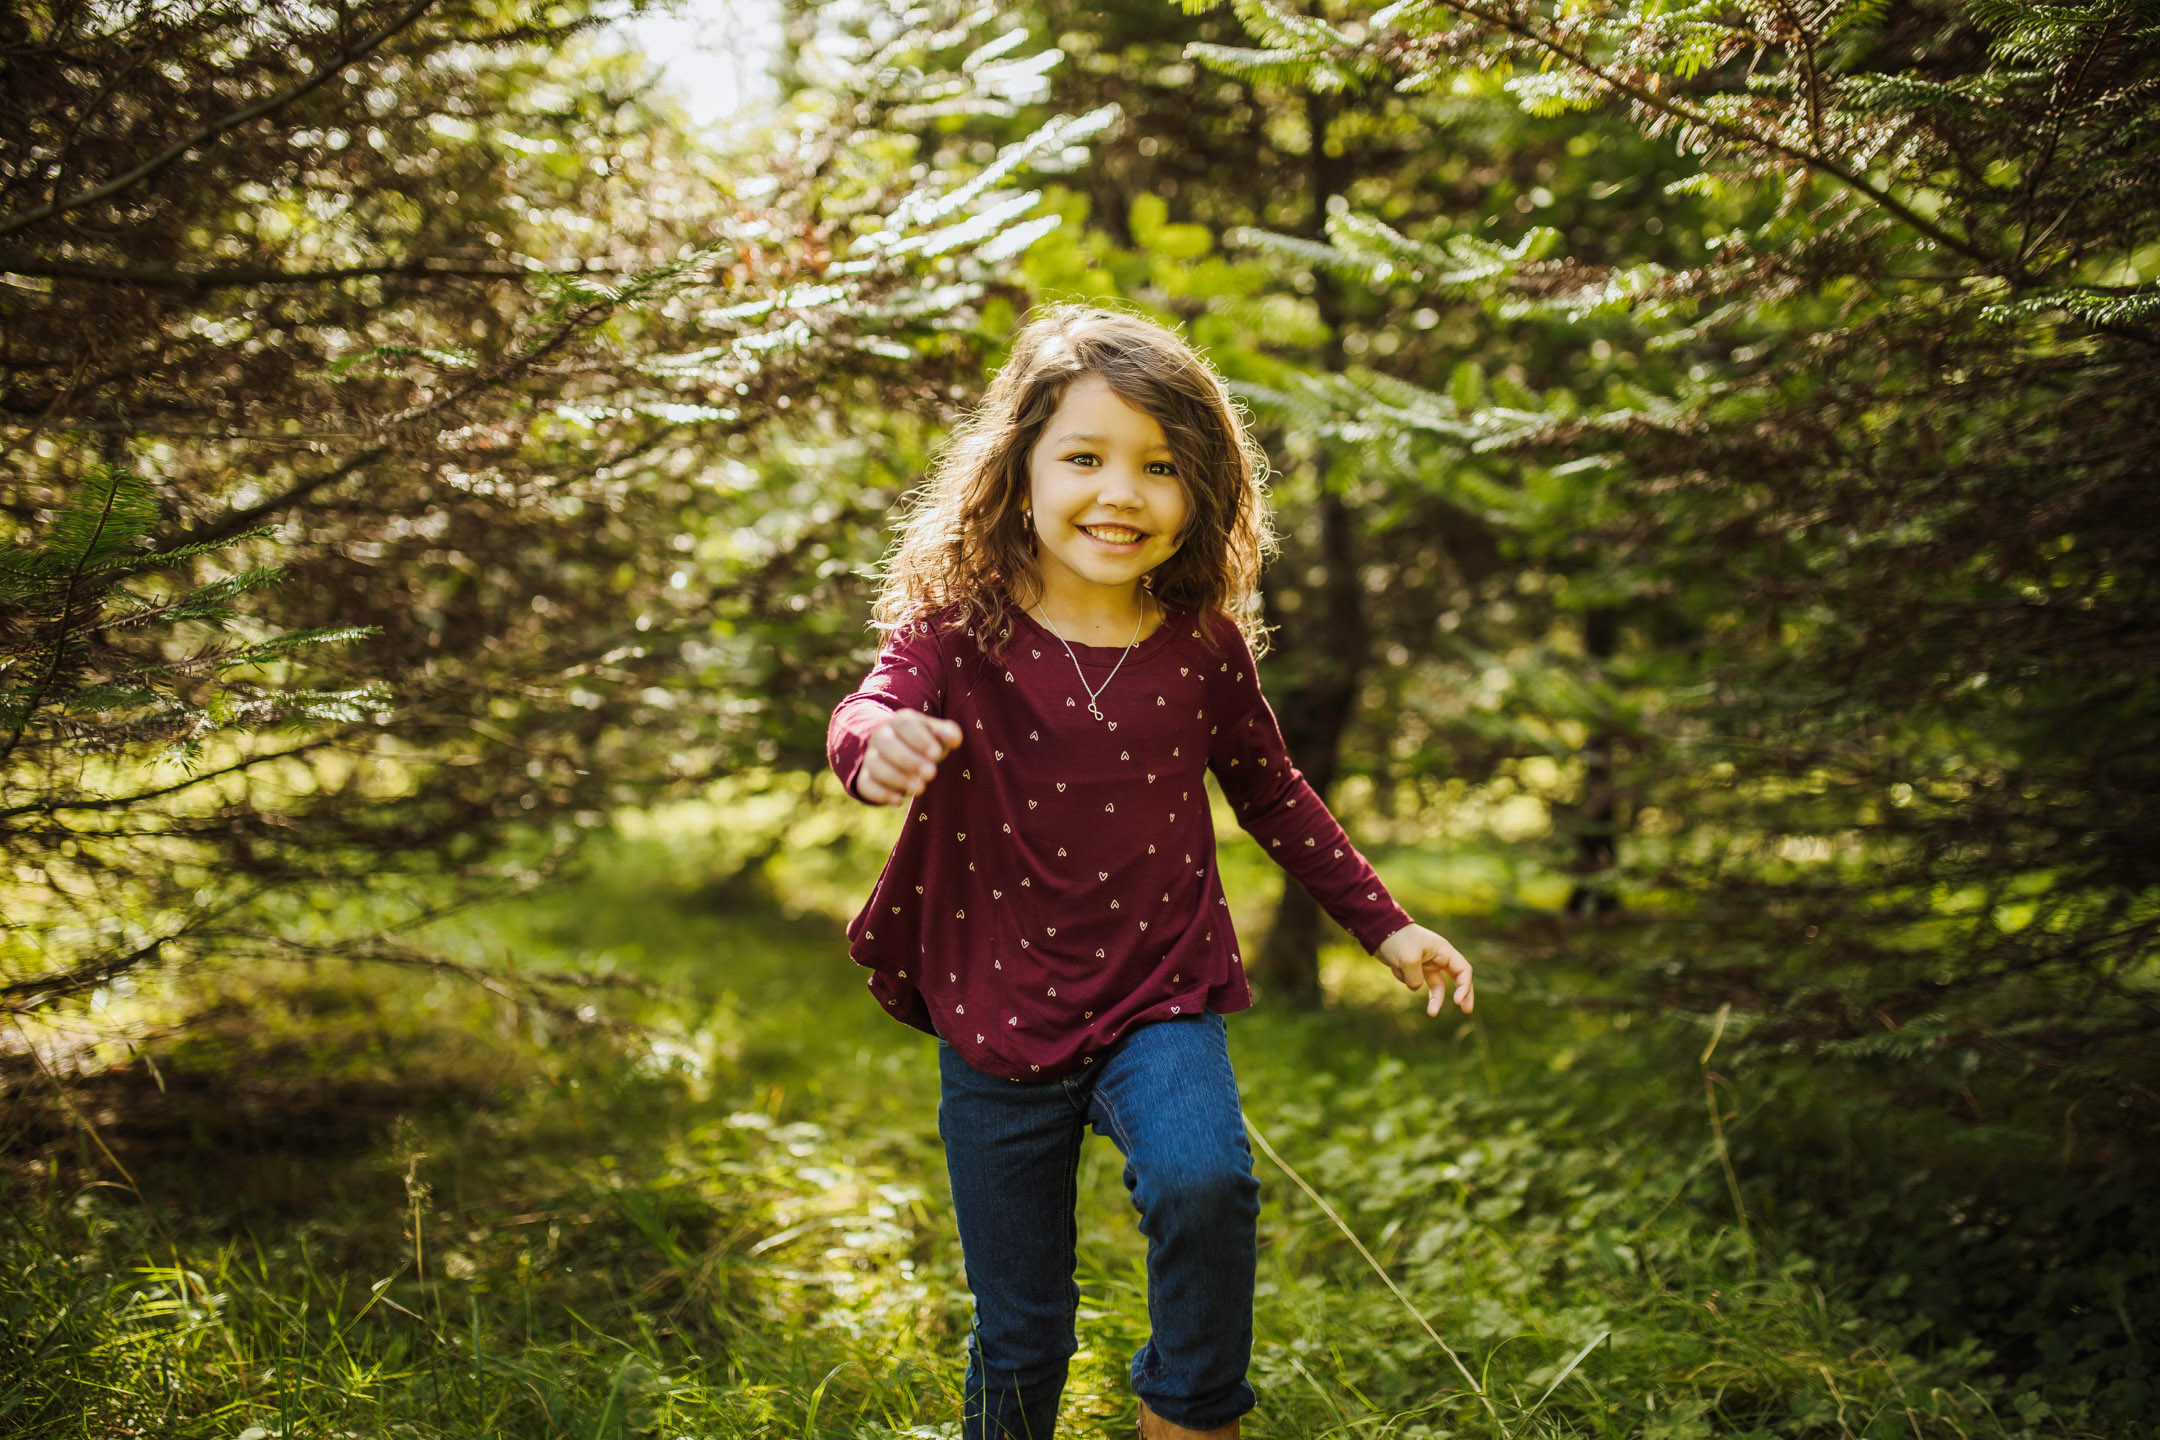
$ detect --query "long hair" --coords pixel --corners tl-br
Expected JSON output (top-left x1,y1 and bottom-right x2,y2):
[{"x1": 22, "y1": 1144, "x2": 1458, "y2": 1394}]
[{"x1": 871, "y1": 303, "x2": 1277, "y2": 656}]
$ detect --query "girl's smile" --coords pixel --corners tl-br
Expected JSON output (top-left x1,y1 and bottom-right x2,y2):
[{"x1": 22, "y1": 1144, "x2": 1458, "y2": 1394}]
[
  {"x1": 1025, "y1": 374, "x2": 1189, "y2": 636},
  {"x1": 1080, "y1": 522, "x2": 1148, "y2": 548}
]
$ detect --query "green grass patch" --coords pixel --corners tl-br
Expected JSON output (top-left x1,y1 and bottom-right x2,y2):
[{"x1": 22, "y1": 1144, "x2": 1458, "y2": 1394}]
[{"x1": 0, "y1": 815, "x2": 2117, "y2": 1438}]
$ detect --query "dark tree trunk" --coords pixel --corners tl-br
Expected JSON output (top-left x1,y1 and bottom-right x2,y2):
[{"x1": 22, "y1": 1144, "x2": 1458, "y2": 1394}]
[
  {"x1": 1564, "y1": 605, "x2": 1623, "y2": 916},
  {"x1": 1255, "y1": 483, "x2": 1364, "y2": 1004},
  {"x1": 1257, "y1": 882, "x2": 1329, "y2": 1003},
  {"x1": 1255, "y1": 91, "x2": 1364, "y2": 1006}
]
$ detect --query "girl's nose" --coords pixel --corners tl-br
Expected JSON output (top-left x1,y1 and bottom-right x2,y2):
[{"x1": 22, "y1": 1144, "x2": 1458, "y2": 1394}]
[{"x1": 1095, "y1": 467, "x2": 1145, "y2": 506}]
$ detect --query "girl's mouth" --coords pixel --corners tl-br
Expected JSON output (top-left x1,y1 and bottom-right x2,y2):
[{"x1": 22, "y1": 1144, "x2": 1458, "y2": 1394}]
[{"x1": 1079, "y1": 523, "x2": 1147, "y2": 546}]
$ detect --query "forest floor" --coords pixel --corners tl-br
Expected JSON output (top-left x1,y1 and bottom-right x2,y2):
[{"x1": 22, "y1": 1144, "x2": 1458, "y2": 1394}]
[{"x1": 0, "y1": 799, "x2": 2127, "y2": 1438}]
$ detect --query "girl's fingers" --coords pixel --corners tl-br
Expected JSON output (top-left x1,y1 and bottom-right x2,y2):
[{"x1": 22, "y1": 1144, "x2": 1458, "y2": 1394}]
[
  {"x1": 890, "y1": 715, "x2": 955, "y2": 766},
  {"x1": 875, "y1": 724, "x2": 941, "y2": 781},
  {"x1": 854, "y1": 762, "x2": 896, "y2": 805},
  {"x1": 1422, "y1": 954, "x2": 1473, "y2": 1016},
  {"x1": 863, "y1": 745, "x2": 930, "y2": 801},
  {"x1": 857, "y1": 755, "x2": 899, "y2": 803}
]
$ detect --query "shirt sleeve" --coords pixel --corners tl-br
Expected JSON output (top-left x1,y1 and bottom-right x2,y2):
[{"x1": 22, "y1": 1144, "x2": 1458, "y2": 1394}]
[
  {"x1": 1203, "y1": 615, "x2": 1415, "y2": 954},
  {"x1": 827, "y1": 620, "x2": 948, "y2": 804}
]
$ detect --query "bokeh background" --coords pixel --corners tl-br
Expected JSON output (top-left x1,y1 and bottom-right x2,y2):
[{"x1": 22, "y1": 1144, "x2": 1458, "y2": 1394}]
[{"x1": 2, "y1": 0, "x2": 2154, "y2": 1434}]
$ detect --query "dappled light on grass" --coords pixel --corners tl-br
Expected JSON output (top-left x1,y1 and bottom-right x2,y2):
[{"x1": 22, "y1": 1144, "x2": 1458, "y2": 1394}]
[{"x1": 0, "y1": 819, "x2": 2101, "y2": 1437}]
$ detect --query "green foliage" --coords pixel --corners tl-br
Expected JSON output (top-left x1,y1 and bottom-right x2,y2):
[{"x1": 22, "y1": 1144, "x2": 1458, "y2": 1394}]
[
  {"x1": 1183, "y1": 0, "x2": 2160, "y2": 1125},
  {"x1": 0, "y1": 468, "x2": 382, "y2": 772},
  {"x1": 0, "y1": 824, "x2": 2114, "y2": 1436},
  {"x1": 1176, "y1": 0, "x2": 1380, "y2": 90},
  {"x1": 3, "y1": 0, "x2": 2149, "y2": 1429},
  {"x1": 0, "y1": 0, "x2": 1100, "y2": 1022}
]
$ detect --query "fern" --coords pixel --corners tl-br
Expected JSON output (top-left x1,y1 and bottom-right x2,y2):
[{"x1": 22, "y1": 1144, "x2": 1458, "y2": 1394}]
[
  {"x1": 0, "y1": 465, "x2": 384, "y2": 765},
  {"x1": 1223, "y1": 226, "x2": 1389, "y2": 282},
  {"x1": 1506, "y1": 70, "x2": 1609, "y2": 115},
  {"x1": 1229, "y1": 0, "x2": 1352, "y2": 51},
  {"x1": 0, "y1": 469, "x2": 158, "y2": 594},
  {"x1": 1982, "y1": 285, "x2": 2160, "y2": 324},
  {"x1": 1184, "y1": 43, "x2": 1346, "y2": 91}
]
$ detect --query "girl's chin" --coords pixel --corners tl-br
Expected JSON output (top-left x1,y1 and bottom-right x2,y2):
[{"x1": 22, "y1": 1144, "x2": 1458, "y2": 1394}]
[{"x1": 1063, "y1": 554, "x2": 1160, "y2": 587}]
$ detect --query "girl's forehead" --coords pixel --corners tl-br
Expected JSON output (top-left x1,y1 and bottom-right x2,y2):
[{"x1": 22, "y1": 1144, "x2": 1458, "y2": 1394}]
[{"x1": 1042, "y1": 374, "x2": 1171, "y2": 449}]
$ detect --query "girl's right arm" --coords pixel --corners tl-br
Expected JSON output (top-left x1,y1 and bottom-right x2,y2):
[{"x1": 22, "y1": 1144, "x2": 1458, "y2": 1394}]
[{"x1": 827, "y1": 622, "x2": 963, "y2": 805}]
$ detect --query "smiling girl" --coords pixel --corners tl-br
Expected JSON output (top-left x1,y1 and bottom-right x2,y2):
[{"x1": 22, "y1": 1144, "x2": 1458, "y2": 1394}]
[{"x1": 827, "y1": 305, "x2": 1474, "y2": 1440}]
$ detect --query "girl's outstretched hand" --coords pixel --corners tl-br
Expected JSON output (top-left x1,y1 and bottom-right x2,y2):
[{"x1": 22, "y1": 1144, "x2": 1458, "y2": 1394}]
[
  {"x1": 1375, "y1": 924, "x2": 1475, "y2": 1018},
  {"x1": 856, "y1": 710, "x2": 963, "y2": 805}
]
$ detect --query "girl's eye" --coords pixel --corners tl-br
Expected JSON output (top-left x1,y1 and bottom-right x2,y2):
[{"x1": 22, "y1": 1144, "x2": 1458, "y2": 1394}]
[{"x1": 1060, "y1": 453, "x2": 1175, "y2": 475}]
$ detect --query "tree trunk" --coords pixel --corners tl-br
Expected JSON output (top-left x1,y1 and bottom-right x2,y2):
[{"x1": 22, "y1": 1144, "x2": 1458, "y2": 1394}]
[
  {"x1": 1564, "y1": 605, "x2": 1623, "y2": 916},
  {"x1": 1257, "y1": 882, "x2": 1329, "y2": 1004},
  {"x1": 1255, "y1": 90, "x2": 1363, "y2": 1006},
  {"x1": 1255, "y1": 483, "x2": 1363, "y2": 1005}
]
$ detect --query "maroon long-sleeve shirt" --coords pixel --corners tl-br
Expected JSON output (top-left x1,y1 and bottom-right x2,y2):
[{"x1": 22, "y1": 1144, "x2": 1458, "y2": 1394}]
[{"x1": 826, "y1": 603, "x2": 1415, "y2": 1081}]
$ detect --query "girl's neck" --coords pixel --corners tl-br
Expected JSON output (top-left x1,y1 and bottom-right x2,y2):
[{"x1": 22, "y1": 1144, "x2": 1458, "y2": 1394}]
[{"x1": 1024, "y1": 577, "x2": 1162, "y2": 648}]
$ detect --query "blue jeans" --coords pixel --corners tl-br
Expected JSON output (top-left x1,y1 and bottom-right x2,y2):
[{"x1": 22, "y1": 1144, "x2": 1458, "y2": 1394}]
[{"x1": 937, "y1": 1012, "x2": 1260, "y2": 1440}]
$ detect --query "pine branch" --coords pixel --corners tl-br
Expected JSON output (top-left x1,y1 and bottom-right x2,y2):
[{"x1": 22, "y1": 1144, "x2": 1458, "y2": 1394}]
[
  {"x1": 0, "y1": 254, "x2": 621, "y2": 290},
  {"x1": 0, "y1": 737, "x2": 347, "y2": 821},
  {"x1": 1419, "y1": 0, "x2": 2017, "y2": 281},
  {"x1": 166, "y1": 275, "x2": 624, "y2": 550},
  {"x1": 0, "y1": 470, "x2": 139, "y2": 771},
  {"x1": 0, "y1": 0, "x2": 444, "y2": 239},
  {"x1": 0, "y1": 935, "x2": 171, "y2": 1014}
]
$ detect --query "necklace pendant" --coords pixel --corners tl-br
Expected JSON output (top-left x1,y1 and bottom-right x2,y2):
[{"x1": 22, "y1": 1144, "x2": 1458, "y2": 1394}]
[{"x1": 1037, "y1": 603, "x2": 1143, "y2": 733}]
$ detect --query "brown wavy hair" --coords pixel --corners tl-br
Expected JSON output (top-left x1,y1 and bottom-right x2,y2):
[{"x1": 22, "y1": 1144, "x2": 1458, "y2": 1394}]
[{"x1": 872, "y1": 303, "x2": 1277, "y2": 657}]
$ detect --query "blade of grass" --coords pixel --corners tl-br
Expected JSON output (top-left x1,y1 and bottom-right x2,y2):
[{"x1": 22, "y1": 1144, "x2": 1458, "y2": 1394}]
[
  {"x1": 1243, "y1": 1111, "x2": 1512, "y2": 1439},
  {"x1": 802, "y1": 1358, "x2": 857, "y2": 1437},
  {"x1": 1700, "y1": 1003, "x2": 1756, "y2": 1269},
  {"x1": 1528, "y1": 1330, "x2": 1610, "y2": 1414}
]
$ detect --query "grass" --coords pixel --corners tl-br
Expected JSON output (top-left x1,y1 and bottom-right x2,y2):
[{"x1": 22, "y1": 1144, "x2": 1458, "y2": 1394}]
[{"x1": 0, "y1": 800, "x2": 2119, "y2": 1439}]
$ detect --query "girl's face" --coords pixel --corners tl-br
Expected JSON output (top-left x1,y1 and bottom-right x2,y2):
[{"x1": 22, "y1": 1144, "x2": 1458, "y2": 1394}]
[{"x1": 1024, "y1": 373, "x2": 1190, "y2": 609}]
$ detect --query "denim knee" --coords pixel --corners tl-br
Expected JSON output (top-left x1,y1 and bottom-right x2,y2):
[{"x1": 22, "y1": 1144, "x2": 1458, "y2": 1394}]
[{"x1": 1135, "y1": 1152, "x2": 1259, "y2": 1228}]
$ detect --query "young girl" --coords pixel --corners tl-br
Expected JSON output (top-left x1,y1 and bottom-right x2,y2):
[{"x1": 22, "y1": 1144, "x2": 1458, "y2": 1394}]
[{"x1": 826, "y1": 305, "x2": 1474, "y2": 1440}]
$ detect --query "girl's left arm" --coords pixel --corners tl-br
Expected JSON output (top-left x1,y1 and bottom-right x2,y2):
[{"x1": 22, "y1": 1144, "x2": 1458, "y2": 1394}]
[
  {"x1": 1206, "y1": 625, "x2": 1474, "y2": 1014},
  {"x1": 1203, "y1": 623, "x2": 1415, "y2": 956}
]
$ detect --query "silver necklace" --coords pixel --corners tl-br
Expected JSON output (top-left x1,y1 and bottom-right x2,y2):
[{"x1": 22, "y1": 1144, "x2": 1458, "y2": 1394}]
[{"x1": 1036, "y1": 601, "x2": 1144, "y2": 723}]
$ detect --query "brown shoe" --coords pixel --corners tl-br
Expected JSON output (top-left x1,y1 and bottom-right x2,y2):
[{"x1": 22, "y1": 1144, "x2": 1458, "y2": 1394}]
[{"x1": 1136, "y1": 1398, "x2": 1241, "y2": 1440}]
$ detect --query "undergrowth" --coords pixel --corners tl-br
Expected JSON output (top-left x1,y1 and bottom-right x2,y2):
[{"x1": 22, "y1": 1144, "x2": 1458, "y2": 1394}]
[{"x1": 0, "y1": 816, "x2": 2123, "y2": 1438}]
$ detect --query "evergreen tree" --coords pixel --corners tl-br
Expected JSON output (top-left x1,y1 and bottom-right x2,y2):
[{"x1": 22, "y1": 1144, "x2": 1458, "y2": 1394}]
[
  {"x1": 0, "y1": 0, "x2": 1105, "y2": 1020},
  {"x1": 1183, "y1": 0, "x2": 2160, "y2": 1104}
]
